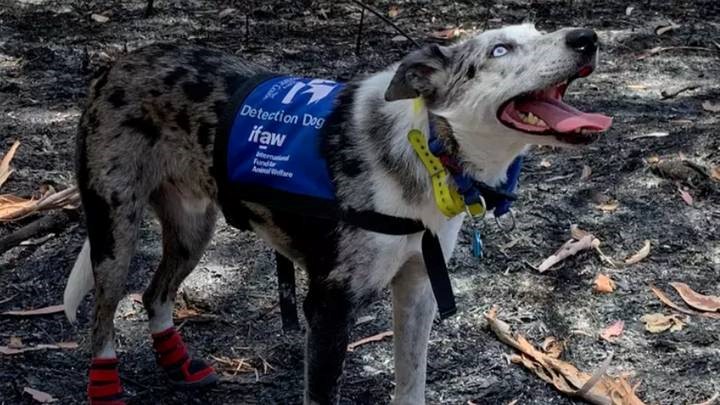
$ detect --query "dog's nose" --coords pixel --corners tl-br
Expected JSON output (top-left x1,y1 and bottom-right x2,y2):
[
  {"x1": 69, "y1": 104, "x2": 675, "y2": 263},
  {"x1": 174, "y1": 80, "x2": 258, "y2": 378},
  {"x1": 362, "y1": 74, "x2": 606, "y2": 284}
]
[{"x1": 565, "y1": 29, "x2": 598, "y2": 56}]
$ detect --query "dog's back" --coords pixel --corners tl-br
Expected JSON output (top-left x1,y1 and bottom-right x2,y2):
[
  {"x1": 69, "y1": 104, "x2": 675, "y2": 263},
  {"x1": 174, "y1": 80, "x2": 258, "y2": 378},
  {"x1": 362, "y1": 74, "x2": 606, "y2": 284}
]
[{"x1": 67, "y1": 45, "x2": 265, "y2": 399}]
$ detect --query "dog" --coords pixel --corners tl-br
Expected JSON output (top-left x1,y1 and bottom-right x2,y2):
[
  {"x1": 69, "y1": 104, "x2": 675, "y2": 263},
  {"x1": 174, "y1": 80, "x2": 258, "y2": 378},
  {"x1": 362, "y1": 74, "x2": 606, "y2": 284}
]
[{"x1": 63, "y1": 23, "x2": 611, "y2": 405}]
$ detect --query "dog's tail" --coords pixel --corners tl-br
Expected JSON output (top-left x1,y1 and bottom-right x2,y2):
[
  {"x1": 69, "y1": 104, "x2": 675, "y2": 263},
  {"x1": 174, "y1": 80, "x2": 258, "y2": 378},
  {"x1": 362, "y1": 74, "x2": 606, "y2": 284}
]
[{"x1": 63, "y1": 239, "x2": 94, "y2": 322}]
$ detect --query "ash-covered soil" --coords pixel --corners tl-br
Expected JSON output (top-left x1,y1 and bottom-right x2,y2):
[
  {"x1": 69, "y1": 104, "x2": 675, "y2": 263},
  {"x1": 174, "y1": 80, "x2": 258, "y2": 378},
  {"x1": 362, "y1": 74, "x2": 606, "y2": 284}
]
[{"x1": 1, "y1": 1, "x2": 719, "y2": 404}]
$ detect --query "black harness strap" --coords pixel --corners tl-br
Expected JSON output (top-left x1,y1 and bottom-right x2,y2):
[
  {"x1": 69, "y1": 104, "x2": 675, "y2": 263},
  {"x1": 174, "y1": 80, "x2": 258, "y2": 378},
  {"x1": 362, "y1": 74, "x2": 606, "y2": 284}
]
[
  {"x1": 276, "y1": 252, "x2": 300, "y2": 331},
  {"x1": 276, "y1": 209, "x2": 457, "y2": 331},
  {"x1": 421, "y1": 231, "x2": 456, "y2": 318},
  {"x1": 339, "y1": 209, "x2": 425, "y2": 235},
  {"x1": 215, "y1": 74, "x2": 461, "y2": 331}
]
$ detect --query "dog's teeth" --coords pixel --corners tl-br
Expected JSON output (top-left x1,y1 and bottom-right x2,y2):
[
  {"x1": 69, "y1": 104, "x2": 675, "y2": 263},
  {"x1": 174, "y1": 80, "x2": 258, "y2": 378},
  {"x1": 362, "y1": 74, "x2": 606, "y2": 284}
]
[
  {"x1": 527, "y1": 112, "x2": 538, "y2": 125},
  {"x1": 520, "y1": 112, "x2": 536, "y2": 125}
]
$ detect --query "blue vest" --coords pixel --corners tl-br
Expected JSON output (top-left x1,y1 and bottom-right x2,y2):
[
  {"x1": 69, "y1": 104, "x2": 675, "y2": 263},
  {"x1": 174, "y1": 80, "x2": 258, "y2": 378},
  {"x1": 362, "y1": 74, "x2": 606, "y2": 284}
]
[
  {"x1": 215, "y1": 74, "x2": 520, "y2": 222},
  {"x1": 216, "y1": 75, "x2": 345, "y2": 218}
]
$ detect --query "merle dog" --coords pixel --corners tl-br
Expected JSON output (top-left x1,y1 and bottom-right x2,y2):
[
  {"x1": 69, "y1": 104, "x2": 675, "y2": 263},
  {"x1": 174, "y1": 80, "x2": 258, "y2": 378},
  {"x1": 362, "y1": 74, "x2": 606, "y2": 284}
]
[{"x1": 64, "y1": 24, "x2": 611, "y2": 404}]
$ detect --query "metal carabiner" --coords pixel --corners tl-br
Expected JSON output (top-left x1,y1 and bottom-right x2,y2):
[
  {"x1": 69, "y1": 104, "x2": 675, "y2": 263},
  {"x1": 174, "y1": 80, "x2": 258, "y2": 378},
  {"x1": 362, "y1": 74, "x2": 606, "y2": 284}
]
[
  {"x1": 494, "y1": 208, "x2": 516, "y2": 233},
  {"x1": 465, "y1": 195, "x2": 487, "y2": 220}
]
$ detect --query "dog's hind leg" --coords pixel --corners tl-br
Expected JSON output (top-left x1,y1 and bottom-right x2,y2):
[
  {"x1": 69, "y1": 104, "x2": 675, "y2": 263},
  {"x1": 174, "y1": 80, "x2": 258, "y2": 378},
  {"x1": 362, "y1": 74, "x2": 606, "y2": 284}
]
[
  {"x1": 79, "y1": 180, "x2": 145, "y2": 405},
  {"x1": 390, "y1": 255, "x2": 436, "y2": 405},
  {"x1": 142, "y1": 182, "x2": 219, "y2": 388}
]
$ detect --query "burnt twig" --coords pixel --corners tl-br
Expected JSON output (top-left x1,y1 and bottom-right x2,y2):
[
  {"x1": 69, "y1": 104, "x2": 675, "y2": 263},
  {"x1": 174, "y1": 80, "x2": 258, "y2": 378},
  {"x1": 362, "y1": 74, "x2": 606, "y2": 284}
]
[
  {"x1": 0, "y1": 210, "x2": 77, "y2": 255},
  {"x1": 355, "y1": 8, "x2": 366, "y2": 56},
  {"x1": 348, "y1": 0, "x2": 420, "y2": 48}
]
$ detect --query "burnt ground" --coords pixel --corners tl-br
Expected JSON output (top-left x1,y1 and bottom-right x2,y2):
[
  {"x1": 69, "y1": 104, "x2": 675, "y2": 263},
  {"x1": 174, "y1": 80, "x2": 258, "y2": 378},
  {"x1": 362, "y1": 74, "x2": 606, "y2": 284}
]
[{"x1": 1, "y1": 1, "x2": 719, "y2": 404}]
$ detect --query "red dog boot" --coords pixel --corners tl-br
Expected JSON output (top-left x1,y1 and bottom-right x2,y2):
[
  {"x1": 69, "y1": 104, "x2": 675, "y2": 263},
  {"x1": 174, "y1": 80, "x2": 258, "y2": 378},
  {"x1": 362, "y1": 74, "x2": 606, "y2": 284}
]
[
  {"x1": 88, "y1": 358, "x2": 125, "y2": 405},
  {"x1": 151, "y1": 327, "x2": 218, "y2": 388}
]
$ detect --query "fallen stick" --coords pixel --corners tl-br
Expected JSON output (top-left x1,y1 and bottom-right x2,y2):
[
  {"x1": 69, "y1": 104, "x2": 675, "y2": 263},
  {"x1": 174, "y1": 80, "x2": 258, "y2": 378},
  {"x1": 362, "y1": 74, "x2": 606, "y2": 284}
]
[
  {"x1": 660, "y1": 85, "x2": 700, "y2": 99},
  {"x1": 638, "y1": 46, "x2": 715, "y2": 60},
  {"x1": 347, "y1": 331, "x2": 393, "y2": 352},
  {"x1": 0, "y1": 210, "x2": 77, "y2": 255},
  {"x1": 537, "y1": 235, "x2": 597, "y2": 272},
  {"x1": 0, "y1": 186, "x2": 80, "y2": 221}
]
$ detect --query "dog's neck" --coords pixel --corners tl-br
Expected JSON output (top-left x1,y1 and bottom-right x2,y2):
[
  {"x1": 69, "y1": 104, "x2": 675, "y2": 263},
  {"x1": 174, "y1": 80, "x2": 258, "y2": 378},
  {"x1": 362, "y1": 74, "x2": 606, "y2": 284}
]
[{"x1": 350, "y1": 69, "x2": 527, "y2": 228}]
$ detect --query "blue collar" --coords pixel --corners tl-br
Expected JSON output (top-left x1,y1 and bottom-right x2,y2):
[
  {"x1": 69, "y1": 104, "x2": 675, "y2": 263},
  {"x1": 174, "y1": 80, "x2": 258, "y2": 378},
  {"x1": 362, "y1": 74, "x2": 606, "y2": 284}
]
[{"x1": 426, "y1": 117, "x2": 522, "y2": 217}]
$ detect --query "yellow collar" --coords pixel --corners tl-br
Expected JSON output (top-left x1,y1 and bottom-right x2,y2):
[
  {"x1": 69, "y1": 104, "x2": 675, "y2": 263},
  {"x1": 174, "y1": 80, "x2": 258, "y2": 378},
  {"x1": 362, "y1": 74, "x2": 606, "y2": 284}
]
[{"x1": 408, "y1": 98, "x2": 485, "y2": 218}]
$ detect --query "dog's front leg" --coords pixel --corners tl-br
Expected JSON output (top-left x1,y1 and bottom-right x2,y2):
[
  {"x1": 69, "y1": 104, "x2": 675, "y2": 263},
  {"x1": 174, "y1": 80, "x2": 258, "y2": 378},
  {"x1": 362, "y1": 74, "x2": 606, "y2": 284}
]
[
  {"x1": 303, "y1": 280, "x2": 355, "y2": 405},
  {"x1": 391, "y1": 216, "x2": 464, "y2": 404},
  {"x1": 390, "y1": 255, "x2": 436, "y2": 405}
]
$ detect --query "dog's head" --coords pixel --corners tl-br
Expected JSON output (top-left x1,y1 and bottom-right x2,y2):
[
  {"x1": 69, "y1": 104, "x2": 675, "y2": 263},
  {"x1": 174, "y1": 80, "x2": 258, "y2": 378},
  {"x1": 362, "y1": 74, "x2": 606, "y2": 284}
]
[{"x1": 385, "y1": 24, "x2": 612, "y2": 153}]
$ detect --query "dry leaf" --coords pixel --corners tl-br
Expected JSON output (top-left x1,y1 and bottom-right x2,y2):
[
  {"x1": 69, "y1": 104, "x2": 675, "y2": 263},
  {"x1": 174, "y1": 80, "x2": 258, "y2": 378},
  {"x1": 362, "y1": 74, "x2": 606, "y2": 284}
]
[
  {"x1": 127, "y1": 293, "x2": 143, "y2": 304},
  {"x1": 669, "y1": 282, "x2": 720, "y2": 312},
  {"x1": 485, "y1": 308, "x2": 646, "y2": 405},
  {"x1": 641, "y1": 313, "x2": 685, "y2": 333},
  {"x1": 624, "y1": 240, "x2": 650, "y2": 265},
  {"x1": 650, "y1": 286, "x2": 697, "y2": 316},
  {"x1": 56, "y1": 341, "x2": 79, "y2": 349},
  {"x1": 23, "y1": 387, "x2": 58, "y2": 403},
  {"x1": 8, "y1": 336, "x2": 23, "y2": 349},
  {"x1": 595, "y1": 200, "x2": 619, "y2": 212},
  {"x1": 710, "y1": 166, "x2": 720, "y2": 181},
  {"x1": 625, "y1": 6, "x2": 634, "y2": 16},
  {"x1": 593, "y1": 274, "x2": 616, "y2": 294},
  {"x1": 0, "y1": 186, "x2": 80, "y2": 221},
  {"x1": 2, "y1": 304, "x2": 64, "y2": 316},
  {"x1": 650, "y1": 286, "x2": 720, "y2": 319},
  {"x1": 627, "y1": 84, "x2": 647, "y2": 90},
  {"x1": 679, "y1": 188, "x2": 694, "y2": 205},
  {"x1": 387, "y1": 5, "x2": 400, "y2": 18},
  {"x1": 580, "y1": 165, "x2": 592, "y2": 181},
  {"x1": 570, "y1": 224, "x2": 592, "y2": 241},
  {"x1": 0, "y1": 194, "x2": 35, "y2": 220},
  {"x1": 702, "y1": 101, "x2": 720, "y2": 113},
  {"x1": 599, "y1": 320, "x2": 624, "y2": 342},
  {"x1": 0, "y1": 141, "x2": 20, "y2": 190},
  {"x1": 655, "y1": 22, "x2": 680, "y2": 36},
  {"x1": 537, "y1": 235, "x2": 597, "y2": 272},
  {"x1": 645, "y1": 155, "x2": 661, "y2": 164},
  {"x1": 429, "y1": 27, "x2": 466, "y2": 40},
  {"x1": 628, "y1": 131, "x2": 669, "y2": 140},
  {"x1": 91, "y1": 13, "x2": 109, "y2": 23},
  {"x1": 210, "y1": 354, "x2": 257, "y2": 375},
  {"x1": 218, "y1": 8, "x2": 236, "y2": 18},
  {"x1": 541, "y1": 337, "x2": 564, "y2": 359},
  {"x1": 347, "y1": 331, "x2": 393, "y2": 352},
  {"x1": 0, "y1": 341, "x2": 77, "y2": 355},
  {"x1": 174, "y1": 307, "x2": 201, "y2": 319}
]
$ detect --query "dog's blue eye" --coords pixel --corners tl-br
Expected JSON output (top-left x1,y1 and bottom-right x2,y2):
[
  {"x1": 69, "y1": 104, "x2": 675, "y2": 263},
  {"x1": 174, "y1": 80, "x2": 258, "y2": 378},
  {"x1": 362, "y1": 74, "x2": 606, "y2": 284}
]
[{"x1": 491, "y1": 45, "x2": 509, "y2": 58}]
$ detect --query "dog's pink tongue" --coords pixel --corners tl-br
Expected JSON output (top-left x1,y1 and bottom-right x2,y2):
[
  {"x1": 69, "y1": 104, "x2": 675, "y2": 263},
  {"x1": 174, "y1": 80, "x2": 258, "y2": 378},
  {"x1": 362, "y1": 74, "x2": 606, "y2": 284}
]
[{"x1": 515, "y1": 98, "x2": 612, "y2": 133}]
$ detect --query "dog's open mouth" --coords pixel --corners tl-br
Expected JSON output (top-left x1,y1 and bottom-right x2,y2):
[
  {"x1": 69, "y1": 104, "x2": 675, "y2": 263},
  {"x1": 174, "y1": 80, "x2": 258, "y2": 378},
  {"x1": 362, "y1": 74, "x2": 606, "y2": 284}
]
[{"x1": 497, "y1": 68, "x2": 612, "y2": 144}]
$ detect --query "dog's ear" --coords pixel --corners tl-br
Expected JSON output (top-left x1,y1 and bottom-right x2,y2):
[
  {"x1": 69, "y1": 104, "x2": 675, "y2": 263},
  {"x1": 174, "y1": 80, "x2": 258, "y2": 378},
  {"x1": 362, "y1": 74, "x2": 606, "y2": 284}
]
[{"x1": 385, "y1": 44, "x2": 450, "y2": 102}]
